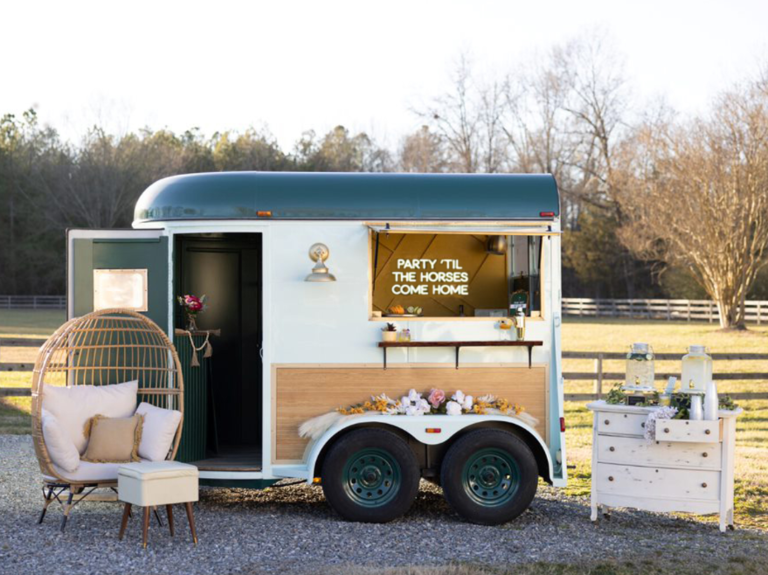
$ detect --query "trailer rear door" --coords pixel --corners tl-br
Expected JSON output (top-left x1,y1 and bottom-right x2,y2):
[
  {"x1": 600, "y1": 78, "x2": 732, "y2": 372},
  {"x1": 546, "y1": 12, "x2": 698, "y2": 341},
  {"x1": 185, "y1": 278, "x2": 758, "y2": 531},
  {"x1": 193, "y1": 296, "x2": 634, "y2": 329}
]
[{"x1": 67, "y1": 229, "x2": 169, "y2": 332}]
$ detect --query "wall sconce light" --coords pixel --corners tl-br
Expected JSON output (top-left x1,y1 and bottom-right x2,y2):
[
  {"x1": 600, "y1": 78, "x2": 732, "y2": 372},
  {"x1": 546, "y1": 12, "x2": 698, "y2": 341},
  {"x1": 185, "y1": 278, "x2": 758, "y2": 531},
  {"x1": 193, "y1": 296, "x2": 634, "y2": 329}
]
[{"x1": 304, "y1": 243, "x2": 337, "y2": 282}]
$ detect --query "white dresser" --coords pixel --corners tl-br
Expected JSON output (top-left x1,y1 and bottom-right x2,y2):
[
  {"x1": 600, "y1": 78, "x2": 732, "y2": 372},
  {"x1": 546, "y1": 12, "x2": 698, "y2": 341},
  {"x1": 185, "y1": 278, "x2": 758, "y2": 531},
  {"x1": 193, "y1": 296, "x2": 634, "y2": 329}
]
[{"x1": 586, "y1": 401, "x2": 741, "y2": 532}]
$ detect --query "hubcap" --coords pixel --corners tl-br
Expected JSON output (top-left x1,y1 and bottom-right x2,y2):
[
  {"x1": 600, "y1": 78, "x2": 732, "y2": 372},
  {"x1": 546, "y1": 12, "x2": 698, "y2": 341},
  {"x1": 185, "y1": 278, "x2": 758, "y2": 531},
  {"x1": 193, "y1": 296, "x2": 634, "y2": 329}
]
[
  {"x1": 462, "y1": 447, "x2": 520, "y2": 507},
  {"x1": 342, "y1": 448, "x2": 401, "y2": 507}
]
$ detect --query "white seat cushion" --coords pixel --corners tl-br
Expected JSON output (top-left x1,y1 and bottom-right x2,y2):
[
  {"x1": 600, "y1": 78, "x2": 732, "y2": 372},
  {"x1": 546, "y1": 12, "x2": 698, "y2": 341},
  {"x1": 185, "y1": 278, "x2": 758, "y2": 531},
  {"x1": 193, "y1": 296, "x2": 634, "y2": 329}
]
[
  {"x1": 47, "y1": 459, "x2": 151, "y2": 483},
  {"x1": 41, "y1": 409, "x2": 80, "y2": 473},
  {"x1": 118, "y1": 461, "x2": 198, "y2": 480},
  {"x1": 135, "y1": 402, "x2": 182, "y2": 461},
  {"x1": 42, "y1": 380, "x2": 138, "y2": 454}
]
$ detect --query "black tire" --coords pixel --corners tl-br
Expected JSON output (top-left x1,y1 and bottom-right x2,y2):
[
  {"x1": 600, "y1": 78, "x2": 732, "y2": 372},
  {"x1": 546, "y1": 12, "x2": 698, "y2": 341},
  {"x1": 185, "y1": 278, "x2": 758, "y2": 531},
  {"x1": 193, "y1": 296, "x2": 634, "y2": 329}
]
[
  {"x1": 440, "y1": 429, "x2": 538, "y2": 525},
  {"x1": 321, "y1": 428, "x2": 420, "y2": 523}
]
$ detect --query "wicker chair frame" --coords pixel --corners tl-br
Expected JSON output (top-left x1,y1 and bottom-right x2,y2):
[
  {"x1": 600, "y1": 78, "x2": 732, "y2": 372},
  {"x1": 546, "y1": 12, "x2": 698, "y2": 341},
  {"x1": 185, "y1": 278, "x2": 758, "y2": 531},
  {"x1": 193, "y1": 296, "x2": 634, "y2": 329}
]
[{"x1": 30, "y1": 309, "x2": 184, "y2": 530}]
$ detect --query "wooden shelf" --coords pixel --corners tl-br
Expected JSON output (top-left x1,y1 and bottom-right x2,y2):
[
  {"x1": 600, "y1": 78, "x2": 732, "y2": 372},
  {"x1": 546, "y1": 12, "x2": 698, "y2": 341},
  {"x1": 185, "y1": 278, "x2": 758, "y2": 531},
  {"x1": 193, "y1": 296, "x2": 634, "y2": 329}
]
[{"x1": 377, "y1": 340, "x2": 543, "y2": 369}]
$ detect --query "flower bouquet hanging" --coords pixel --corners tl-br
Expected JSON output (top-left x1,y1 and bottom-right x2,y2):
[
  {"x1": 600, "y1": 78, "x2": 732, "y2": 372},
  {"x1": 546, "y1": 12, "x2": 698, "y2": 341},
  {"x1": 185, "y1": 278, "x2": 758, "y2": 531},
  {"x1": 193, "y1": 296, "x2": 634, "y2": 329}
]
[{"x1": 177, "y1": 294, "x2": 207, "y2": 332}]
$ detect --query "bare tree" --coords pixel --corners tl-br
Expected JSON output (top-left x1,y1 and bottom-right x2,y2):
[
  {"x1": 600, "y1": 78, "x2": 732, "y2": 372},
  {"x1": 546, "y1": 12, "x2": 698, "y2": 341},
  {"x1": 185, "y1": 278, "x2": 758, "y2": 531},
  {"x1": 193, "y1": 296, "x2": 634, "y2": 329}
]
[
  {"x1": 419, "y1": 54, "x2": 480, "y2": 172},
  {"x1": 398, "y1": 125, "x2": 449, "y2": 172},
  {"x1": 616, "y1": 83, "x2": 768, "y2": 328}
]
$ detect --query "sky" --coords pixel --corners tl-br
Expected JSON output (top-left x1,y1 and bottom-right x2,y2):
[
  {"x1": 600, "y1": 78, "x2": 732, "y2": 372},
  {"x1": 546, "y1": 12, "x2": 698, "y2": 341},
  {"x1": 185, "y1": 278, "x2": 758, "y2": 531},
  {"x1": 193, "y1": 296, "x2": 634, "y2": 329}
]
[{"x1": 3, "y1": 0, "x2": 767, "y2": 150}]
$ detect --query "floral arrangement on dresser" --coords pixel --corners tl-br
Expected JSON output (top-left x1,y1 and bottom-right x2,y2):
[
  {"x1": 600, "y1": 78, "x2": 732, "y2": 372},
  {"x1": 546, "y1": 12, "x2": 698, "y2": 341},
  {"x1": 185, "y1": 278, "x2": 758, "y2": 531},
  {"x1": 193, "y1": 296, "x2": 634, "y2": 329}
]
[
  {"x1": 298, "y1": 388, "x2": 536, "y2": 440},
  {"x1": 605, "y1": 383, "x2": 737, "y2": 419}
]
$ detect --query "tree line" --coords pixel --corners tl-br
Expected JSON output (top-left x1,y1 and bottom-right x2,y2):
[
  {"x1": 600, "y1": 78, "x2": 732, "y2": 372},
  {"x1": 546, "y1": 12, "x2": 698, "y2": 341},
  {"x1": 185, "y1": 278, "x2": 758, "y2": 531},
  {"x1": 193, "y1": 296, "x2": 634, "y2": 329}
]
[{"x1": 2, "y1": 32, "x2": 767, "y2": 328}]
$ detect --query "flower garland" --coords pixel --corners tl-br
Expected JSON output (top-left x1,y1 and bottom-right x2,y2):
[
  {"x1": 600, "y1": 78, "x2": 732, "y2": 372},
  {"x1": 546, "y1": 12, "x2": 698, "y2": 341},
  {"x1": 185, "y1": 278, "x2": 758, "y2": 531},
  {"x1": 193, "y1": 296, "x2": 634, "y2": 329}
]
[
  {"x1": 337, "y1": 388, "x2": 525, "y2": 418},
  {"x1": 299, "y1": 388, "x2": 535, "y2": 441}
]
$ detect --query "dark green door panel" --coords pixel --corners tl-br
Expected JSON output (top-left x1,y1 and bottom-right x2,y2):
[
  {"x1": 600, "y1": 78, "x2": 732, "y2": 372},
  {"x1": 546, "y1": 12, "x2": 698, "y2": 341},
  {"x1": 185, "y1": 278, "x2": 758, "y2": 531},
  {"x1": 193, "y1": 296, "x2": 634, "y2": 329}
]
[
  {"x1": 69, "y1": 232, "x2": 169, "y2": 333},
  {"x1": 175, "y1": 334, "x2": 211, "y2": 462}
]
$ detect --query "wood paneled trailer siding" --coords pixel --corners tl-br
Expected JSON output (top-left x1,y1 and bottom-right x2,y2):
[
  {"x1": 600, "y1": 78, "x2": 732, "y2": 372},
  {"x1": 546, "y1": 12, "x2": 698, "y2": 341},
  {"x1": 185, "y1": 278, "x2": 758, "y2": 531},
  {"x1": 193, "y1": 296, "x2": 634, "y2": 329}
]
[{"x1": 272, "y1": 364, "x2": 548, "y2": 463}]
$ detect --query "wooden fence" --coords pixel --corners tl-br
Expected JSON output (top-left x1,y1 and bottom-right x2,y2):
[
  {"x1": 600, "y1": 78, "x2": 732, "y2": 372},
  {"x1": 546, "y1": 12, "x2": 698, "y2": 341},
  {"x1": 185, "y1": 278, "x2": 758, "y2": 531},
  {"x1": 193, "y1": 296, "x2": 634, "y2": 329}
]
[
  {"x1": 0, "y1": 295, "x2": 66, "y2": 310},
  {"x1": 562, "y1": 351, "x2": 768, "y2": 401},
  {"x1": 0, "y1": 337, "x2": 45, "y2": 397},
  {"x1": 2, "y1": 338, "x2": 767, "y2": 402},
  {"x1": 563, "y1": 298, "x2": 768, "y2": 324}
]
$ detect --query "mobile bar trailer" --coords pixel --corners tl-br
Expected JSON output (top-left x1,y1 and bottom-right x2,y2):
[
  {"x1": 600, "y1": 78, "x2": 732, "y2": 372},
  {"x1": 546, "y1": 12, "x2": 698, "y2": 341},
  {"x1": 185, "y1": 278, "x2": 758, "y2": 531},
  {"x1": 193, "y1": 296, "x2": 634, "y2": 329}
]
[{"x1": 67, "y1": 172, "x2": 566, "y2": 524}]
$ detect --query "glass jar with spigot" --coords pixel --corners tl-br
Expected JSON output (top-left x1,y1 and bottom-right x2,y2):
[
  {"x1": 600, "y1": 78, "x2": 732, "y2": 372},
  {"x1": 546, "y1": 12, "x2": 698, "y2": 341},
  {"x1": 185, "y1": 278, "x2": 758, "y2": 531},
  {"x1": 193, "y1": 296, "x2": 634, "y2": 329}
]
[
  {"x1": 623, "y1": 343, "x2": 655, "y2": 394},
  {"x1": 681, "y1": 345, "x2": 712, "y2": 420}
]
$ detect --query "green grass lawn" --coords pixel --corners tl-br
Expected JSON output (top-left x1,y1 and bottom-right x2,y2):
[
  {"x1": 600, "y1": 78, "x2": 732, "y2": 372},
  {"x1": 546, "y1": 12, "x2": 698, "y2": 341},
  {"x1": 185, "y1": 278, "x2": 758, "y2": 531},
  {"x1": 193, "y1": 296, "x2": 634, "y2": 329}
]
[{"x1": 2, "y1": 310, "x2": 767, "y2": 530}]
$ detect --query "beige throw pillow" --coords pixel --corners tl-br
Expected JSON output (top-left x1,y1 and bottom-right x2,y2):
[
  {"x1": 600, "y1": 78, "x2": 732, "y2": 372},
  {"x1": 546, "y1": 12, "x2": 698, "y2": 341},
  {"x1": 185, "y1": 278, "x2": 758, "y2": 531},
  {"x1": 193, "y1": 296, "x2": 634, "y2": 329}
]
[{"x1": 82, "y1": 414, "x2": 144, "y2": 463}]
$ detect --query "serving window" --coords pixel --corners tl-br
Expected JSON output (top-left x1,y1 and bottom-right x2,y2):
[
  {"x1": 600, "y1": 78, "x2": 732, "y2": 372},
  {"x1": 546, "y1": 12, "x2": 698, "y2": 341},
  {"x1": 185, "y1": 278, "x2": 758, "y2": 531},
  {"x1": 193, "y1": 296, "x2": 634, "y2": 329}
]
[{"x1": 370, "y1": 232, "x2": 545, "y2": 319}]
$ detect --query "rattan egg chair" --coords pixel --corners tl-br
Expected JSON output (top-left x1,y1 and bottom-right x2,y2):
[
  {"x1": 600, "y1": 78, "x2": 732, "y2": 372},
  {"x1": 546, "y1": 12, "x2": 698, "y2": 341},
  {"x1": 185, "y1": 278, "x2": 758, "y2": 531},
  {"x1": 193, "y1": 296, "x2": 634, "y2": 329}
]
[{"x1": 31, "y1": 308, "x2": 184, "y2": 531}]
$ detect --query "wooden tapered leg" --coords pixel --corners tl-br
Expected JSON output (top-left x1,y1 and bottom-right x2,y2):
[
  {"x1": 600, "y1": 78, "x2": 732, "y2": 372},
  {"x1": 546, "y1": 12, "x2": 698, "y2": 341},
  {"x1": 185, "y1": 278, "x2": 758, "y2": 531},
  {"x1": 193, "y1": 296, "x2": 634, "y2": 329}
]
[
  {"x1": 166, "y1": 505, "x2": 174, "y2": 537},
  {"x1": 184, "y1": 502, "x2": 197, "y2": 545},
  {"x1": 142, "y1": 507, "x2": 150, "y2": 549},
  {"x1": 118, "y1": 503, "x2": 132, "y2": 540}
]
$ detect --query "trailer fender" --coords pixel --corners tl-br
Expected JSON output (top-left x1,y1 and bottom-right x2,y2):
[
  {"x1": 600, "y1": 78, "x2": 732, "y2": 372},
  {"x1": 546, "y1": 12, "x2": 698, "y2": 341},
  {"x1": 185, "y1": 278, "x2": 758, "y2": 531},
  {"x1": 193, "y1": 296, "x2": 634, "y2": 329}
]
[{"x1": 303, "y1": 414, "x2": 553, "y2": 484}]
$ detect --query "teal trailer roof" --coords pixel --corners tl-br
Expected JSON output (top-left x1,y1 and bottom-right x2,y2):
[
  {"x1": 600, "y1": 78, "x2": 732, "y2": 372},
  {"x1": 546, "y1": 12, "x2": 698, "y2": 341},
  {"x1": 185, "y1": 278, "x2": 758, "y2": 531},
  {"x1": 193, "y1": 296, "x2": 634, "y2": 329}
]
[{"x1": 133, "y1": 172, "x2": 559, "y2": 224}]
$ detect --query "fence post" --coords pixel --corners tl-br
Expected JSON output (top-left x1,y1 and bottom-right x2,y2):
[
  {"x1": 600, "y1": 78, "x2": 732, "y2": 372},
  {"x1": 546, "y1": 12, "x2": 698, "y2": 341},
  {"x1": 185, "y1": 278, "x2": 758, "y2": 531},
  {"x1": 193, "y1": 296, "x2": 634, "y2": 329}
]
[
  {"x1": 687, "y1": 300, "x2": 691, "y2": 322},
  {"x1": 709, "y1": 301, "x2": 714, "y2": 323},
  {"x1": 666, "y1": 300, "x2": 671, "y2": 321},
  {"x1": 758, "y1": 302, "x2": 762, "y2": 326},
  {"x1": 594, "y1": 353, "x2": 604, "y2": 399}
]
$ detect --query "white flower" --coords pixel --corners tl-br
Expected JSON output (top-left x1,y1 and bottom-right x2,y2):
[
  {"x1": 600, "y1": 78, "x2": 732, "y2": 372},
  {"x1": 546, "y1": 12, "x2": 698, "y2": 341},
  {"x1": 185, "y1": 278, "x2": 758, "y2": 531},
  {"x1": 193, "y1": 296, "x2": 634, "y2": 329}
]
[
  {"x1": 388, "y1": 400, "x2": 407, "y2": 415},
  {"x1": 446, "y1": 401, "x2": 462, "y2": 416},
  {"x1": 417, "y1": 398, "x2": 430, "y2": 413},
  {"x1": 477, "y1": 394, "x2": 496, "y2": 404},
  {"x1": 405, "y1": 405, "x2": 423, "y2": 416},
  {"x1": 462, "y1": 395, "x2": 474, "y2": 411},
  {"x1": 408, "y1": 389, "x2": 422, "y2": 403},
  {"x1": 452, "y1": 390, "x2": 466, "y2": 404}
]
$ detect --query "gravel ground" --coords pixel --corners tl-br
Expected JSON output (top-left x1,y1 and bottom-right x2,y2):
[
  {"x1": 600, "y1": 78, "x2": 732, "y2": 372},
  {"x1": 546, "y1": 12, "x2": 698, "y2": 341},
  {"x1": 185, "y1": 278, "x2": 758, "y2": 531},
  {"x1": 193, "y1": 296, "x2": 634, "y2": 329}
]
[{"x1": 0, "y1": 435, "x2": 765, "y2": 575}]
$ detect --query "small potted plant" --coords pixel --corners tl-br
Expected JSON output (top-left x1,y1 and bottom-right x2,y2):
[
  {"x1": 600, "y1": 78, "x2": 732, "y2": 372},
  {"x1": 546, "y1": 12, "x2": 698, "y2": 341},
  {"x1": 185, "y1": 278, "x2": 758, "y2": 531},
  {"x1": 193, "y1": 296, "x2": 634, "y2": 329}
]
[{"x1": 381, "y1": 322, "x2": 398, "y2": 342}]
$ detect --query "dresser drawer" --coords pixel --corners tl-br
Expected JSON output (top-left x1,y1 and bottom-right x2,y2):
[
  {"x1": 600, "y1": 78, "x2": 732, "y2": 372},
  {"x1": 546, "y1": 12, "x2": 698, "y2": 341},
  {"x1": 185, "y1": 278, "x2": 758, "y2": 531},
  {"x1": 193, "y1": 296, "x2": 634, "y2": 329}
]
[
  {"x1": 596, "y1": 463, "x2": 720, "y2": 501},
  {"x1": 654, "y1": 419, "x2": 722, "y2": 443},
  {"x1": 597, "y1": 436, "x2": 721, "y2": 469},
  {"x1": 597, "y1": 412, "x2": 646, "y2": 436}
]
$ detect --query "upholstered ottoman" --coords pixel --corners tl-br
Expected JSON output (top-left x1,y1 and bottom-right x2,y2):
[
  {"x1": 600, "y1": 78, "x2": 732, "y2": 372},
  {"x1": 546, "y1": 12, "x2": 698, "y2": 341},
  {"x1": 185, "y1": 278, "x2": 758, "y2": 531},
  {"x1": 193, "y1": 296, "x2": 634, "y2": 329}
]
[{"x1": 117, "y1": 461, "x2": 199, "y2": 547}]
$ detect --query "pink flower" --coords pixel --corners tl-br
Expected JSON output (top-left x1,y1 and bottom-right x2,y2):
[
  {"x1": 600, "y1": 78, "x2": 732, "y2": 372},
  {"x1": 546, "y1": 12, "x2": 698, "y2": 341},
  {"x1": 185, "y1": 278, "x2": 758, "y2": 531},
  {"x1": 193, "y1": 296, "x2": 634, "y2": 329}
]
[
  {"x1": 181, "y1": 295, "x2": 205, "y2": 313},
  {"x1": 428, "y1": 388, "x2": 445, "y2": 409}
]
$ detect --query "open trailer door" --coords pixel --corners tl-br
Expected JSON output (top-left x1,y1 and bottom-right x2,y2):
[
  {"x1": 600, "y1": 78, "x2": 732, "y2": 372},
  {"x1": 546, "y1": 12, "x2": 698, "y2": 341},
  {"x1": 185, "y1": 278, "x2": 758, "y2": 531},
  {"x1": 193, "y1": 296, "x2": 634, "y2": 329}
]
[{"x1": 67, "y1": 229, "x2": 170, "y2": 332}]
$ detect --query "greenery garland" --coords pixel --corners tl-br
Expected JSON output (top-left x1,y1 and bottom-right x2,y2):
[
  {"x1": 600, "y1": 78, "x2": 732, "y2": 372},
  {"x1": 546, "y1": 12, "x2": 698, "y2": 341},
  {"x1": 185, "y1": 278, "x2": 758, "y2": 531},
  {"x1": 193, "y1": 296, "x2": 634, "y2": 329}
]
[{"x1": 604, "y1": 383, "x2": 737, "y2": 419}]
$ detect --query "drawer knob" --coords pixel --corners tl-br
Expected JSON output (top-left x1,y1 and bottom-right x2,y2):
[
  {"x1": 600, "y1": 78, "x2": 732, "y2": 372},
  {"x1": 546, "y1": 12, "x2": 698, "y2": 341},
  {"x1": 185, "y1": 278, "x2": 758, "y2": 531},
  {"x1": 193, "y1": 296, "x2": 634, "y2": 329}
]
[
  {"x1": 608, "y1": 476, "x2": 614, "y2": 482},
  {"x1": 664, "y1": 428, "x2": 670, "y2": 433},
  {"x1": 702, "y1": 482, "x2": 708, "y2": 488},
  {"x1": 609, "y1": 446, "x2": 615, "y2": 452},
  {"x1": 705, "y1": 429, "x2": 711, "y2": 435},
  {"x1": 702, "y1": 452, "x2": 709, "y2": 458},
  {"x1": 604, "y1": 420, "x2": 610, "y2": 425}
]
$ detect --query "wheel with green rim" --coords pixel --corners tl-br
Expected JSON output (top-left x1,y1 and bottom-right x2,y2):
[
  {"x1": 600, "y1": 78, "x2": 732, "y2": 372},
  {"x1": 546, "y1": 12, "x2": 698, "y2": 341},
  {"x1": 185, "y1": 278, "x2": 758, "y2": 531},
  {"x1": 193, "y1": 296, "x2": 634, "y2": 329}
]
[
  {"x1": 441, "y1": 429, "x2": 538, "y2": 525},
  {"x1": 322, "y1": 428, "x2": 419, "y2": 522}
]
